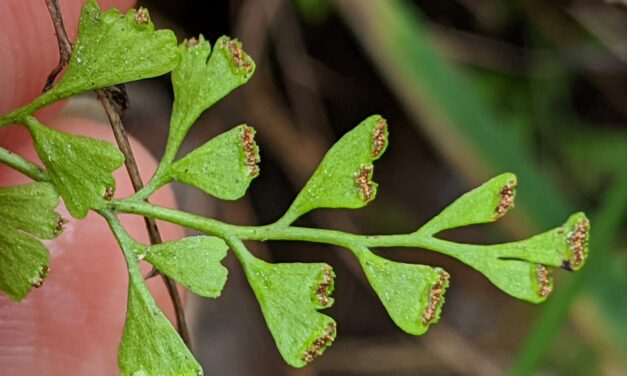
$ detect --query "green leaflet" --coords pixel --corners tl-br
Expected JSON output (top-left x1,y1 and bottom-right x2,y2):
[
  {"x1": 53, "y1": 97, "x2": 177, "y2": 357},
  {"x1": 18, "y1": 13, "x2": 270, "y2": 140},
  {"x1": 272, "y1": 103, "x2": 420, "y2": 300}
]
[
  {"x1": 488, "y1": 212, "x2": 590, "y2": 271},
  {"x1": 244, "y1": 258, "x2": 336, "y2": 367},
  {"x1": 419, "y1": 172, "x2": 517, "y2": 235},
  {"x1": 47, "y1": 1, "x2": 178, "y2": 105},
  {"x1": 119, "y1": 254, "x2": 202, "y2": 376},
  {"x1": 280, "y1": 115, "x2": 389, "y2": 224},
  {"x1": 355, "y1": 247, "x2": 449, "y2": 335},
  {"x1": 27, "y1": 117, "x2": 124, "y2": 219},
  {"x1": 0, "y1": 0, "x2": 179, "y2": 125},
  {"x1": 101, "y1": 211, "x2": 202, "y2": 375},
  {"x1": 464, "y1": 256, "x2": 553, "y2": 304},
  {"x1": 0, "y1": 183, "x2": 61, "y2": 301},
  {"x1": 0, "y1": 182, "x2": 63, "y2": 240},
  {"x1": 458, "y1": 214, "x2": 588, "y2": 302},
  {"x1": 402, "y1": 173, "x2": 589, "y2": 302},
  {"x1": 144, "y1": 236, "x2": 229, "y2": 298},
  {"x1": 0, "y1": 231, "x2": 50, "y2": 301},
  {"x1": 419, "y1": 213, "x2": 589, "y2": 303},
  {"x1": 166, "y1": 36, "x2": 255, "y2": 160},
  {"x1": 168, "y1": 125, "x2": 260, "y2": 200}
]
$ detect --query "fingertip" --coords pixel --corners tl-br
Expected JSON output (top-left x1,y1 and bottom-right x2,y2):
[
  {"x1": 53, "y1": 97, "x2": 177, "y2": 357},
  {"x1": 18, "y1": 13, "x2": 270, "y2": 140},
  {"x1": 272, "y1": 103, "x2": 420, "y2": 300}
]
[{"x1": 0, "y1": 115, "x2": 183, "y2": 374}]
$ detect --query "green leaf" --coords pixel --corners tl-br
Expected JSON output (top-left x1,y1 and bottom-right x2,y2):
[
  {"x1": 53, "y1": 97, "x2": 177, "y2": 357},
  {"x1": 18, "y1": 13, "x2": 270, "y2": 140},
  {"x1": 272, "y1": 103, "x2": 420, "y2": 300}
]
[
  {"x1": 0, "y1": 231, "x2": 50, "y2": 301},
  {"x1": 168, "y1": 125, "x2": 260, "y2": 200},
  {"x1": 28, "y1": 117, "x2": 124, "y2": 219},
  {"x1": 47, "y1": 1, "x2": 179, "y2": 102},
  {"x1": 489, "y1": 212, "x2": 590, "y2": 271},
  {"x1": 119, "y1": 255, "x2": 202, "y2": 376},
  {"x1": 420, "y1": 212, "x2": 589, "y2": 303},
  {"x1": 0, "y1": 182, "x2": 63, "y2": 239},
  {"x1": 420, "y1": 172, "x2": 517, "y2": 235},
  {"x1": 356, "y1": 248, "x2": 449, "y2": 335},
  {"x1": 167, "y1": 35, "x2": 255, "y2": 158},
  {"x1": 245, "y1": 259, "x2": 336, "y2": 367},
  {"x1": 282, "y1": 115, "x2": 388, "y2": 222},
  {"x1": 144, "y1": 236, "x2": 229, "y2": 298},
  {"x1": 427, "y1": 245, "x2": 553, "y2": 304},
  {"x1": 403, "y1": 174, "x2": 588, "y2": 302},
  {"x1": 102, "y1": 210, "x2": 202, "y2": 375},
  {"x1": 475, "y1": 259, "x2": 553, "y2": 304},
  {"x1": 0, "y1": 183, "x2": 61, "y2": 301}
]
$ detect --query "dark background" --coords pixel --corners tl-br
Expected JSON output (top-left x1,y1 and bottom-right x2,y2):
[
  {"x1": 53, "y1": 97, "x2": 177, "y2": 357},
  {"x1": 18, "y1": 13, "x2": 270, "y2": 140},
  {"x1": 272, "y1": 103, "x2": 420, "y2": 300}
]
[{"x1": 119, "y1": 0, "x2": 627, "y2": 374}]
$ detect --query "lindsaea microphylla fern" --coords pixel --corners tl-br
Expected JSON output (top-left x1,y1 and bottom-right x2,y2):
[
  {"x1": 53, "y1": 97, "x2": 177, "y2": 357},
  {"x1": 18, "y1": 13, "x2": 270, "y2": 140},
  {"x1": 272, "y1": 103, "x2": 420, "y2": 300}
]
[{"x1": 0, "y1": 1, "x2": 591, "y2": 374}]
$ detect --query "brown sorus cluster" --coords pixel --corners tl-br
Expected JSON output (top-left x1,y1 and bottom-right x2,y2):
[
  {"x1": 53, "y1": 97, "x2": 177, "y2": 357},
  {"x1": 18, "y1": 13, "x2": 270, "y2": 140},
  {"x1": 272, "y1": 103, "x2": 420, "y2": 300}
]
[
  {"x1": 134, "y1": 7, "x2": 149, "y2": 24},
  {"x1": 187, "y1": 37, "x2": 199, "y2": 48},
  {"x1": 355, "y1": 165, "x2": 374, "y2": 202},
  {"x1": 54, "y1": 216, "x2": 68, "y2": 236},
  {"x1": 103, "y1": 186, "x2": 114, "y2": 200},
  {"x1": 495, "y1": 181, "x2": 516, "y2": 218},
  {"x1": 371, "y1": 119, "x2": 387, "y2": 158},
  {"x1": 423, "y1": 271, "x2": 449, "y2": 325},
  {"x1": 568, "y1": 218, "x2": 589, "y2": 269},
  {"x1": 315, "y1": 266, "x2": 333, "y2": 306},
  {"x1": 31, "y1": 266, "x2": 49, "y2": 288},
  {"x1": 302, "y1": 322, "x2": 336, "y2": 364},
  {"x1": 241, "y1": 127, "x2": 259, "y2": 176},
  {"x1": 535, "y1": 265, "x2": 552, "y2": 297},
  {"x1": 223, "y1": 39, "x2": 253, "y2": 73}
]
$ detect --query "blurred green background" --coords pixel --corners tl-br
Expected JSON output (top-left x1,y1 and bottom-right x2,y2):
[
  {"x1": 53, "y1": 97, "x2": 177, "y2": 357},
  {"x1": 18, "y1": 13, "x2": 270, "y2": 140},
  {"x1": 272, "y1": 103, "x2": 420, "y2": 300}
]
[{"x1": 114, "y1": 0, "x2": 627, "y2": 374}]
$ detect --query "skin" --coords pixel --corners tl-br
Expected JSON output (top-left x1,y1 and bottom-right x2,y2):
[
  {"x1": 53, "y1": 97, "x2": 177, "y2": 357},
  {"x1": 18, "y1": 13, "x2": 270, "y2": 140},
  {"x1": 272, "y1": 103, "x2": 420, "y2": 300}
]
[{"x1": 0, "y1": 1, "x2": 185, "y2": 374}]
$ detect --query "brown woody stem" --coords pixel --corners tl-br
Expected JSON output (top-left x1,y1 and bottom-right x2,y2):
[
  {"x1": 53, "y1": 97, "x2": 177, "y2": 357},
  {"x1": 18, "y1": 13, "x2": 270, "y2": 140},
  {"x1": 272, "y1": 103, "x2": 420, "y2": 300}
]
[{"x1": 43, "y1": 0, "x2": 72, "y2": 92}]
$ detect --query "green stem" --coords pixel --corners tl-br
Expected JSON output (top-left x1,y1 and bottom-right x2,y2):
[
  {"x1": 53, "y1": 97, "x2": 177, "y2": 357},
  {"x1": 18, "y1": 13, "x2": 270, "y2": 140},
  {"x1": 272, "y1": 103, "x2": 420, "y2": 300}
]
[
  {"x1": 99, "y1": 210, "x2": 151, "y2": 307},
  {"x1": 100, "y1": 209, "x2": 142, "y2": 257},
  {"x1": 110, "y1": 198, "x2": 476, "y2": 257},
  {"x1": 112, "y1": 198, "x2": 374, "y2": 247},
  {"x1": 223, "y1": 235, "x2": 258, "y2": 268},
  {"x1": 0, "y1": 146, "x2": 49, "y2": 182},
  {"x1": 272, "y1": 206, "x2": 303, "y2": 227},
  {"x1": 0, "y1": 91, "x2": 58, "y2": 127},
  {"x1": 130, "y1": 169, "x2": 172, "y2": 201},
  {"x1": 135, "y1": 108, "x2": 194, "y2": 201},
  {"x1": 112, "y1": 197, "x2": 540, "y2": 262}
]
